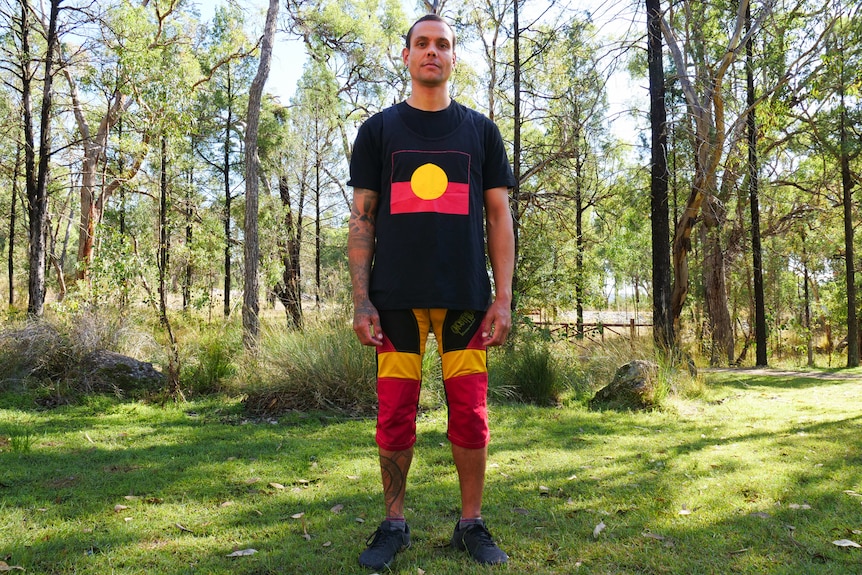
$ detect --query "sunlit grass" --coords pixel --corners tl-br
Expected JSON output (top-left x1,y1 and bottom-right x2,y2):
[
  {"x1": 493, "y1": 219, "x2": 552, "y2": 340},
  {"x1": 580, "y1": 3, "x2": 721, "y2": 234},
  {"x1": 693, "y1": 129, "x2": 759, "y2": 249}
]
[{"x1": 1, "y1": 368, "x2": 860, "y2": 574}]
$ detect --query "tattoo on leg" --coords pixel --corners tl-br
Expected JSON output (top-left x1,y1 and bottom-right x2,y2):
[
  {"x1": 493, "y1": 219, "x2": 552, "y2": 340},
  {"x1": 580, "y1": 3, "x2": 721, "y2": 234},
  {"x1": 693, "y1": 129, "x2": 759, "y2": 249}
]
[{"x1": 381, "y1": 450, "x2": 411, "y2": 517}]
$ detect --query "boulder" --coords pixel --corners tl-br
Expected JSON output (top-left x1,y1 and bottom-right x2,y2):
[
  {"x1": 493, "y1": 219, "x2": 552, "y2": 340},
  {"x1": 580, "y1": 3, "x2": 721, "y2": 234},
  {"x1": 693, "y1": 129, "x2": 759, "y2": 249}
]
[
  {"x1": 590, "y1": 360, "x2": 661, "y2": 410},
  {"x1": 76, "y1": 350, "x2": 164, "y2": 395}
]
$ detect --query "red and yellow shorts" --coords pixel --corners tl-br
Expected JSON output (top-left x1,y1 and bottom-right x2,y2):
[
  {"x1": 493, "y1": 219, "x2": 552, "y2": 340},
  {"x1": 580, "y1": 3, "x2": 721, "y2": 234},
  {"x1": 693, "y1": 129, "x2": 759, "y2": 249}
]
[{"x1": 375, "y1": 308, "x2": 489, "y2": 451}]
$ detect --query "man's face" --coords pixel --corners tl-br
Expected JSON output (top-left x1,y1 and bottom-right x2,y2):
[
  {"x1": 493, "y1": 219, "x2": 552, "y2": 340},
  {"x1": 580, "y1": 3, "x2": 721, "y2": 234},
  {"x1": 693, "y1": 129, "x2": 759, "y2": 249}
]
[{"x1": 402, "y1": 20, "x2": 456, "y2": 88}]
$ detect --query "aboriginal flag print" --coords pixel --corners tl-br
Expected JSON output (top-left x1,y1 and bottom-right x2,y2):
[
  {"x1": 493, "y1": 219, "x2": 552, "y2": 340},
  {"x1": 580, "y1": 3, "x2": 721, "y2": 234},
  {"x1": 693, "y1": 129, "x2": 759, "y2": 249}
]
[{"x1": 390, "y1": 150, "x2": 471, "y2": 215}]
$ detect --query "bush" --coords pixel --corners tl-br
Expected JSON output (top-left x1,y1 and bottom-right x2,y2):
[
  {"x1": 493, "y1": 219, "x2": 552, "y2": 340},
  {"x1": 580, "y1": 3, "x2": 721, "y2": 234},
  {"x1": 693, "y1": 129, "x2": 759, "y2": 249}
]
[
  {"x1": 490, "y1": 330, "x2": 562, "y2": 405},
  {"x1": 182, "y1": 328, "x2": 240, "y2": 395},
  {"x1": 239, "y1": 318, "x2": 377, "y2": 415}
]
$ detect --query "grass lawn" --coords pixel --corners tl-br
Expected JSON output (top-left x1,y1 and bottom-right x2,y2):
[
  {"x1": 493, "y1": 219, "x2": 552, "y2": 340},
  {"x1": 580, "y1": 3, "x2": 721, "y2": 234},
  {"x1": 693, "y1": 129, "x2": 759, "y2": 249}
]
[{"x1": 1, "y1": 368, "x2": 861, "y2": 574}]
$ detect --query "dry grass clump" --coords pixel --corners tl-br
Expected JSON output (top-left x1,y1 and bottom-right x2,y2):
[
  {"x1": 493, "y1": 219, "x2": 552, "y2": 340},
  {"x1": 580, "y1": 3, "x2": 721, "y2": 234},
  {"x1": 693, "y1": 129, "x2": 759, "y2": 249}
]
[
  {"x1": 0, "y1": 321, "x2": 74, "y2": 389},
  {"x1": 238, "y1": 319, "x2": 377, "y2": 416}
]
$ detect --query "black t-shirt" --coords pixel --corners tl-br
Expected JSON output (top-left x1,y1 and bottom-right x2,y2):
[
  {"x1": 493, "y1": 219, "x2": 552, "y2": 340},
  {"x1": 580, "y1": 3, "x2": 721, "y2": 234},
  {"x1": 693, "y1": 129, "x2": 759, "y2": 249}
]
[
  {"x1": 348, "y1": 101, "x2": 515, "y2": 311},
  {"x1": 348, "y1": 101, "x2": 514, "y2": 194}
]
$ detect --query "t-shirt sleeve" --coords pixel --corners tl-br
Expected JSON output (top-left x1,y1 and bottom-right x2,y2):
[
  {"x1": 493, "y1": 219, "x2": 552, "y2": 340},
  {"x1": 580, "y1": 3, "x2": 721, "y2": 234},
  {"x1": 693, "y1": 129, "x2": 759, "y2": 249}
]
[
  {"x1": 347, "y1": 114, "x2": 384, "y2": 191},
  {"x1": 482, "y1": 118, "x2": 516, "y2": 191}
]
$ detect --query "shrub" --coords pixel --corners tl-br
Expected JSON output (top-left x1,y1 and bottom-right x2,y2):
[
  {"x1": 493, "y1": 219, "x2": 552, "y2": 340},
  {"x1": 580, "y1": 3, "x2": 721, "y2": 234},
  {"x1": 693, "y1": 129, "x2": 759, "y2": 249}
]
[
  {"x1": 490, "y1": 330, "x2": 562, "y2": 405},
  {"x1": 239, "y1": 318, "x2": 377, "y2": 415},
  {"x1": 182, "y1": 328, "x2": 240, "y2": 395}
]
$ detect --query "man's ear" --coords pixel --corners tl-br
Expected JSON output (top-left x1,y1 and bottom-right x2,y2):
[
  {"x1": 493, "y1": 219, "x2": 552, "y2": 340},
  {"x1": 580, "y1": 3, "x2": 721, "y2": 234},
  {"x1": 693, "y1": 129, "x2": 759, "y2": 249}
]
[{"x1": 402, "y1": 46, "x2": 409, "y2": 66}]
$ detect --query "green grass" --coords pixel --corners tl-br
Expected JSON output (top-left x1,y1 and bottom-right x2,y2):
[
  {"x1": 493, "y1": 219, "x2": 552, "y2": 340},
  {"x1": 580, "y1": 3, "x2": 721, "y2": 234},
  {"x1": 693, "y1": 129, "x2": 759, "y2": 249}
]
[{"x1": 1, "y1": 369, "x2": 861, "y2": 574}]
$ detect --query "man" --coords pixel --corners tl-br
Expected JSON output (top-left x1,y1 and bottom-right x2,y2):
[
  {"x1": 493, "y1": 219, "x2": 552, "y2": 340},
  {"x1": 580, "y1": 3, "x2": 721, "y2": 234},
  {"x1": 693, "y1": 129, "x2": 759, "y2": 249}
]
[{"x1": 347, "y1": 13, "x2": 516, "y2": 570}]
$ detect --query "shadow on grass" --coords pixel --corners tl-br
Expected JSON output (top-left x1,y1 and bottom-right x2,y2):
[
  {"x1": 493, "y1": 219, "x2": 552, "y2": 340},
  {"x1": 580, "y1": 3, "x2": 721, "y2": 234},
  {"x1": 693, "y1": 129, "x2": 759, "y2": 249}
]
[{"x1": 2, "y1": 376, "x2": 861, "y2": 574}]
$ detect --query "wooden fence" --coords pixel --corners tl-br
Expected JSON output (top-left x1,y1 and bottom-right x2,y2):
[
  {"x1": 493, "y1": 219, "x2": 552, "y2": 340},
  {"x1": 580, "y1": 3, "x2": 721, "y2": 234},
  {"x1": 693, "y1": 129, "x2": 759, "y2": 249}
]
[{"x1": 533, "y1": 319, "x2": 653, "y2": 343}]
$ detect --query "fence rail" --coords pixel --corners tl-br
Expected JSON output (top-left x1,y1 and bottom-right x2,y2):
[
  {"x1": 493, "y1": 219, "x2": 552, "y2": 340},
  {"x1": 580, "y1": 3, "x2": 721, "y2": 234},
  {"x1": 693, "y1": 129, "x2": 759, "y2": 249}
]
[{"x1": 533, "y1": 319, "x2": 652, "y2": 343}]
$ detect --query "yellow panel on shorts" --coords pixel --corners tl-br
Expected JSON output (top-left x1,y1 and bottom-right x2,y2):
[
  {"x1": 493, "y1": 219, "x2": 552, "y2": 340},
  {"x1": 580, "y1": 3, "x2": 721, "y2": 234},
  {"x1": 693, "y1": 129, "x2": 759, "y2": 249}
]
[
  {"x1": 441, "y1": 349, "x2": 487, "y2": 380},
  {"x1": 378, "y1": 351, "x2": 422, "y2": 380}
]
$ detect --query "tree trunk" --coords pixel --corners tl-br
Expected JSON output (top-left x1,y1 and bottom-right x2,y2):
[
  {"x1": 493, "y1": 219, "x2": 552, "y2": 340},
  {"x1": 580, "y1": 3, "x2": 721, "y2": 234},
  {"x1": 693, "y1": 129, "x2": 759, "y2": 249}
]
[
  {"x1": 242, "y1": 0, "x2": 279, "y2": 349},
  {"x1": 223, "y1": 77, "x2": 233, "y2": 318},
  {"x1": 746, "y1": 2, "x2": 767, "y2": 367},
  {"x1": 25, "y1": 0, "x2": 61, "y2": 317},
  {"x1": 511, "y1": 0, "x2": 521, "y2": 310},
  {"x1": 574, "y1": 143, "x2": 585, "y2": 338},
  {"x1": 275, "y1": 177, "x2": 303, "y2": 328},
  {"x1": 840, "y1": 100, "x2": 858, "y2": 367},
  {"x1": 702, "y1": 196, "x2": 733, "y2": 365},
  {"x1": 8, "y1": 142, "x2": 21, "y2": 307},
  {"x1": 647, "y1": 0, "x2": 674, "y2": 351}
]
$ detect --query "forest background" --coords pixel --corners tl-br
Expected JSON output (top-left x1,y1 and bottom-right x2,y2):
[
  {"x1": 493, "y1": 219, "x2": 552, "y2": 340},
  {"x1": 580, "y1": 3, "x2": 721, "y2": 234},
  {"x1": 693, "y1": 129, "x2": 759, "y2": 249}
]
[{"x1": 0, "y1": 0, "x2": 861, "y2": 403}]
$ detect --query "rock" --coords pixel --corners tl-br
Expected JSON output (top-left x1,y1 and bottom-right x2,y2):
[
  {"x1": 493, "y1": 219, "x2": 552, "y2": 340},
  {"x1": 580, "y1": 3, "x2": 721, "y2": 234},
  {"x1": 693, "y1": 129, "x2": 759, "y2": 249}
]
[
  {"x1": 76, "y1": 350, "x2": 164, "y2": 395},
  {"x1": 590, "y1": 360, "x2": 661, "y2": 410}
]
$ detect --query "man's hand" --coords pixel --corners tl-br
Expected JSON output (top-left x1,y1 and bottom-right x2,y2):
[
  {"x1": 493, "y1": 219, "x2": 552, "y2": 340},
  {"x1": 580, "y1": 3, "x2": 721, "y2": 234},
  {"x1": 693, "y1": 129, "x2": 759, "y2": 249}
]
[
  {"x1": 353, "y1": 298, "x2": 384, "y2": 346},
  {"x1": 480, "y1": 298, "x2": 512, "y2": 347}
]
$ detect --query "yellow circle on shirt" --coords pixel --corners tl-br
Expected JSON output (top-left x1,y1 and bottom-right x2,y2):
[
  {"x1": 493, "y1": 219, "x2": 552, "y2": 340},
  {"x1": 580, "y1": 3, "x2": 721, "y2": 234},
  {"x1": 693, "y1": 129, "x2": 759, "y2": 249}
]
[{"x1": 411, "y1": 163, "x2": 448, "y2": 200}]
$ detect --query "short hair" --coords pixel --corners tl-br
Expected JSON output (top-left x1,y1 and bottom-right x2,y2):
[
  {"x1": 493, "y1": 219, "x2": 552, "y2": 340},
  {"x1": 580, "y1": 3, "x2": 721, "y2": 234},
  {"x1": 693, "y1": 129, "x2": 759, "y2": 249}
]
[{"x1": 405, "y1": 14, "x2": 456, "y2": 49}]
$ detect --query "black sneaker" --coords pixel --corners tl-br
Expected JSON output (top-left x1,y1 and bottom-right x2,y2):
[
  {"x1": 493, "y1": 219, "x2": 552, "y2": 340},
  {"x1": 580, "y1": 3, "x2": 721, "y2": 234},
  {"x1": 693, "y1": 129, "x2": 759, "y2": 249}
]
[
  {"x1": 451, "y1": 518, "x2": 509, "y2": 565},
  {"x1": 359, "y1": 520, "x2": 411, "y2": 570}
]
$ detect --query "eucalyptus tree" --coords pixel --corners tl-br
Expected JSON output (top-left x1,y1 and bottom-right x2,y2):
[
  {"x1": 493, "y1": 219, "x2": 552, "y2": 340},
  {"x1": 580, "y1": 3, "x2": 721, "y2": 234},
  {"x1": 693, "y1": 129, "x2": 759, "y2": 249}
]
[
  {"x1": 284, "y1": 0, "x2": 409, "y2": 160},
  {"x1": 790, "y1": 2, "x2": 862, "y2": 366},
  {"x1": 195, "y1": 4, "x2": 257, "y2": 318},
  {"x1": 242, "y1": 0, "x2": 279, "y2": 348},
  {"x1": 647, "y1": 0, "x2": 673, "y2": 350},
  {"x1": 514, "y1": 20, "x2": 616, "y2": 329},
  {"x1": 2, "y1": 0, "x2": 63, "y2": 316}
]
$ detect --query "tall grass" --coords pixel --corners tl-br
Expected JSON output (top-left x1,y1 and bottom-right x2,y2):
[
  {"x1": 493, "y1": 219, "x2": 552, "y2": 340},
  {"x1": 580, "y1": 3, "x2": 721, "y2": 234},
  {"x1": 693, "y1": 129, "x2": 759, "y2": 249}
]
[{"x1": 238, "y1": 317, "x2": 377, "y2": 415}]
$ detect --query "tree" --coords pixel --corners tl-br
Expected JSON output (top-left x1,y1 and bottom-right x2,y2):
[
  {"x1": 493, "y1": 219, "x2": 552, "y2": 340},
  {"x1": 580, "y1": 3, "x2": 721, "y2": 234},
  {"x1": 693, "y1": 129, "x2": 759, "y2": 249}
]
[
  {"x1": 647, "y1": 0, "x2": 673, "y2": 351},
  {"x1": 242, "y1": 0, "x2": 279, "y2": 349},
  {"x1": 746, "y1": 1, "x2": 767, "y2": 366},
  {"x1": 661, "y1": 0, "x2": 769, "y2": 363},
  {"x1": 18, "y1": 0, "x2": 61, "y2": 316},
  {"x1": 195, "y1": 5, "x2": 257, "y2": 318}
]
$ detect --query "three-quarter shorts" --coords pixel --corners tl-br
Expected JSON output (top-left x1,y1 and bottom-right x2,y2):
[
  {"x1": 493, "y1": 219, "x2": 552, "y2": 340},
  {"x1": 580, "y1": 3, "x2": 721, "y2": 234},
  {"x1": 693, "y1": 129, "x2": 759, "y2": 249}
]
[{"x1": 375, "y1": 308, "x2": 489, "y2": 451}]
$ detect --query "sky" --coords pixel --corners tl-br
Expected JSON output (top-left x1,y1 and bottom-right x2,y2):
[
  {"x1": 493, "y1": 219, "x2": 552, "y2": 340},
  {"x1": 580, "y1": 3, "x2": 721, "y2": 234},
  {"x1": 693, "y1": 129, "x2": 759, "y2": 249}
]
[{"x1": 195, "y1": 0, "x2": 644, "y2": 146}]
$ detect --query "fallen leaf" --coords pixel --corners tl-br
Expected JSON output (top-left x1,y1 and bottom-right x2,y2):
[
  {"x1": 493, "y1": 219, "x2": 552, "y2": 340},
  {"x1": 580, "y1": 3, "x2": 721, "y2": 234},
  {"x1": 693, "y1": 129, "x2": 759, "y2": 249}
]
[
  {"x1": 833, "y1": 539, "x2": 861, "y2": 548},
  {"x1": 220, "y1": 501, "x2": 234, "y2": 507},
  {"x1": 513, "y1": 507, "x2": 530, "y2": 515},
  {"x1": 749, "y1": 512, "x2": 771, "y2": 519},
  {"x1": 303, "y1": 533, "x2": 311, "y2": 541},
  {"x1": 418, "y1": 569, "x2": 426, "y2": 575},
  {"x1": 244, "y1": 477, "x2": 261, "y2": 485},
  {"x1": 642, "y1": 531, "x2": 665, "y2": 541},
  {"x1": 269, "y1": 482, "x2": 285, "y2": 490},
  {"x1": 330, "y1": 504, "x2": 344, "y2": 514},
  {"x1": 355, "y1": 517, "x2": 366, "y2": 523},
  {"x1": 322, "y1": 541, "x2": 332, "y2": 547},
  {"x1": 567, "y1": 474, "x2": 578, "y2": 481},
  {"x1": 114, "y1": 504, "x2": 129, "y2": 512},
  {"x1": 176, "y1": 523, "x2": 193, "y2": 533},
  {"x1": 226, "y1": 548, "x2": 258, "y2": 557},
  {"x1": 124, "y1": 495, "x2": 140, "y2": 501},
  {"x1": 291, "y1": 512, "x2": 305, "y2": 519},
  {"x1": 539, "y1": 485, "x2": 550, "y2": 495},
  {"x1": 0, "y1": 561, "x2": 26, "y2": 571},
  {"x1": 788, "y1": 503, "x2": 811, "y2": 510},
  {"x1": 124, "y1": 517, "x2": 133, "y2": 522},
  {"x1": 678, "y1": 504, "x2": 692, "y2": 516},
  {"x1": 593, "y1": 520, "x2": 606, "y2": 539},
  {"x1": 347, "y1": 475, "x2": 360, "y2": 481}
]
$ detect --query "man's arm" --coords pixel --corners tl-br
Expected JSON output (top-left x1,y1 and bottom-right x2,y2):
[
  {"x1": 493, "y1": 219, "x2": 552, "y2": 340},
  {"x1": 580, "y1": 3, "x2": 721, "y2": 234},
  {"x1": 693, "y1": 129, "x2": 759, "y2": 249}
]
[
  {"x1": 481, "y1": 186, "x2": 515, "y2": 346},
  {"x1": 348, "y1": 187, "x2": 383, "y2": 346}
]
